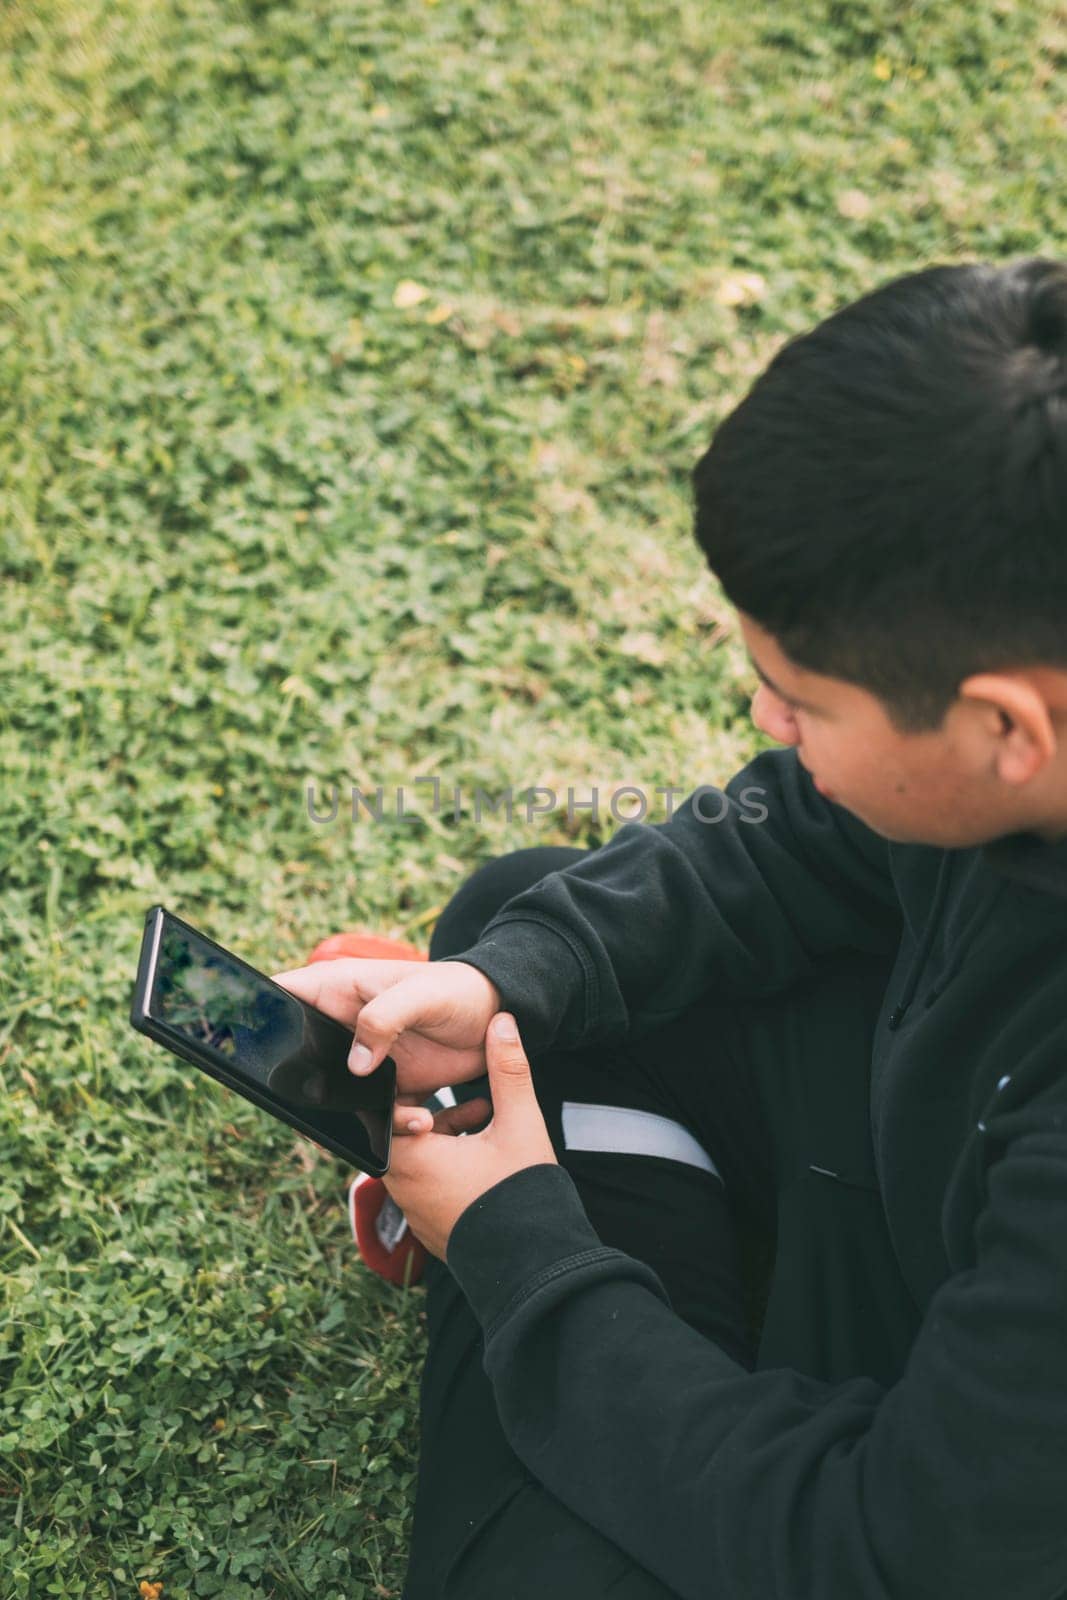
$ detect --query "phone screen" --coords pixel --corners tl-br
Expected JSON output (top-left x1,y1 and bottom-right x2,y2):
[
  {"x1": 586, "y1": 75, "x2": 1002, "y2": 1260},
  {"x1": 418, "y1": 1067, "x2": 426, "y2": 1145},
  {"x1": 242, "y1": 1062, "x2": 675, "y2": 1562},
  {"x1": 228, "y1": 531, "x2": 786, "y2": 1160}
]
[{"x1": 138, "y1": 909, "x2": 393, "y2": 1173}]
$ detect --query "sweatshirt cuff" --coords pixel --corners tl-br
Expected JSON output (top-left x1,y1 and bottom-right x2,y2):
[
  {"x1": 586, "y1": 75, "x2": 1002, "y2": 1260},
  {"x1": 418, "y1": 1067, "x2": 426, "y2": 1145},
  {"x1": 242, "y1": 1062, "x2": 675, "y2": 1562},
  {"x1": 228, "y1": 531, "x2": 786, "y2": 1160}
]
[
  {"x1": 446, "y1": 1162, "x2": 667, "y2": 1334},
  {"x1": 436, "y1": 914, "x2": 594, "y2": 1055}
]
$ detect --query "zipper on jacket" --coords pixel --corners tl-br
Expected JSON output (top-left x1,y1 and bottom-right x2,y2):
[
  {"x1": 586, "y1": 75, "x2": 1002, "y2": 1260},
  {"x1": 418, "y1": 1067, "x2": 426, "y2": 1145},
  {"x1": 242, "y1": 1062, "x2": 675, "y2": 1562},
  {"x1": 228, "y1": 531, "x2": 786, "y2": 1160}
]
[
  {"x1": 887, "y1": 854, "x2": 954, "y2": 1031},
  {"x1": 919, "y1": 879, "x2": 1009, "y2": 1010},
  {"x1": 886, "y1": 855, "x2": 1011, "y2": 1029}
]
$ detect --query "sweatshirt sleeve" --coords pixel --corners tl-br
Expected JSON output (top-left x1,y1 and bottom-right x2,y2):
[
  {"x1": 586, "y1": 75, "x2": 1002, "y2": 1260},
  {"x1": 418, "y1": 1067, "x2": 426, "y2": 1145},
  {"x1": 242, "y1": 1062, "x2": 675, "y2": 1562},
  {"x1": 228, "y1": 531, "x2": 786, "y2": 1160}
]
[
  {"x1": 447, "y1": 1097, "x2": 1067, "y2": 1600},
  {"x1": 439, "y1": 746, "x2": 902, "y2": 1056}
]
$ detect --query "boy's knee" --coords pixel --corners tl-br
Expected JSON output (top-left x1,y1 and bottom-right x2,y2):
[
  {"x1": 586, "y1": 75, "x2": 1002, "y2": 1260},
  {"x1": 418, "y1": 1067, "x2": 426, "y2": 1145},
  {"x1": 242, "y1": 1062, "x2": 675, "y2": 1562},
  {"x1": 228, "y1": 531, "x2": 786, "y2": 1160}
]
[
  {"x1": 429, "y1": 846, "x2": 588, "y2": 961},
  {"x1": 527, "y1": 1050, "x2": 723, "y2": 1185},
  {"x1": 558, "y1": 1099, "x2": 723, "y2": 1183}
]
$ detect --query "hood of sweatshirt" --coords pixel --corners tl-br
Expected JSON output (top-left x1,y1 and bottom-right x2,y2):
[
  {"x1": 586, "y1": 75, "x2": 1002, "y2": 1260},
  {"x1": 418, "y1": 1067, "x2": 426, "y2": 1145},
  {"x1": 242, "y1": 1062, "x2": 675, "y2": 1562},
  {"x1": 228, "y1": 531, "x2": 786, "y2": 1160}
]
[
  {"x1": 886, "y1": 826, "x2": 1067, "y2": 1031},
  {"x1": 980, "y1": 827, "x2": 1067, "y2": 898}
]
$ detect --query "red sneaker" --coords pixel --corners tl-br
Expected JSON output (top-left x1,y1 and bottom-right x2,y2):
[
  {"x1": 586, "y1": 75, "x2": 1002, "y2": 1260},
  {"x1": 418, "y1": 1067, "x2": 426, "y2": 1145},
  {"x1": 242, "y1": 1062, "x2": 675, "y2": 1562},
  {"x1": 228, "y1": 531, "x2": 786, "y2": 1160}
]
[
  {"x1": 306, "y1": 931, "x2": 430, "y2": 1287},
  {"x1": 306, "y1": 932, "x2": 428, "y2": 964},
  {"x1": 348, "y1": 1172, "x2": 429, "y2": 1287}
]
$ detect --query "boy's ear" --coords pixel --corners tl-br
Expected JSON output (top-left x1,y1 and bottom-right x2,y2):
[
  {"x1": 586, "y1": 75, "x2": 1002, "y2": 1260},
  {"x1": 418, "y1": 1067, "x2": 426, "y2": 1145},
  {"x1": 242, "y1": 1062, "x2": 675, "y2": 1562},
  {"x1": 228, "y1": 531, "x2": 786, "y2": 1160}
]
[{"x1": 958, "y1": 672, "x2": 1056, "y2": 783}]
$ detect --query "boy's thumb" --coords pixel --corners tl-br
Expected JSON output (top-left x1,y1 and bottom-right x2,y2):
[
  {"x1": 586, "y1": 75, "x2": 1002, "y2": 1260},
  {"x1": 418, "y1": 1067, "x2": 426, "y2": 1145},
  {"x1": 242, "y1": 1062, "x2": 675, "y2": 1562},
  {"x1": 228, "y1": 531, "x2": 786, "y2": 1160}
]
[{"x1": 485, "y1": 1013, "x2": 535, "y2": 1118}]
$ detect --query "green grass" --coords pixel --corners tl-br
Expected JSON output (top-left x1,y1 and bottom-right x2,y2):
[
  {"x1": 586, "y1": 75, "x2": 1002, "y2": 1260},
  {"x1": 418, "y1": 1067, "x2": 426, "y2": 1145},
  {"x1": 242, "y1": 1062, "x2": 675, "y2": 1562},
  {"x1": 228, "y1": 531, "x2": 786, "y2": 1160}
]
[{"x1": 1, "y1": 0, "x2": 1063, "y2": 1593}]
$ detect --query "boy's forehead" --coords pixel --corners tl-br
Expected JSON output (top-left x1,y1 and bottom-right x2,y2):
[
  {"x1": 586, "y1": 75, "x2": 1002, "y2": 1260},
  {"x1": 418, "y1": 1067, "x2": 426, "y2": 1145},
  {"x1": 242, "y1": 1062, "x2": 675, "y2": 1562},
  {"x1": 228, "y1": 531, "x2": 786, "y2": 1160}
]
[
  {"x1": 736, "y1": 612, "x2": 876, "y2": 712},
  {"x1": 737, "y1": 613, "x2": 822, "y2": 691}
]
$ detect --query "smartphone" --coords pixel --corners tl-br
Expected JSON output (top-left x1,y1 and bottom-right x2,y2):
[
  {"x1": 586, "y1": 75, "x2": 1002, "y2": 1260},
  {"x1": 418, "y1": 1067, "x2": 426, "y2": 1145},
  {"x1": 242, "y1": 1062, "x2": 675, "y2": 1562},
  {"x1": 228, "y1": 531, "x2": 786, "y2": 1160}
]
[{"x1": 130, "y1": 906, "x2": 395, "y2": 1176}]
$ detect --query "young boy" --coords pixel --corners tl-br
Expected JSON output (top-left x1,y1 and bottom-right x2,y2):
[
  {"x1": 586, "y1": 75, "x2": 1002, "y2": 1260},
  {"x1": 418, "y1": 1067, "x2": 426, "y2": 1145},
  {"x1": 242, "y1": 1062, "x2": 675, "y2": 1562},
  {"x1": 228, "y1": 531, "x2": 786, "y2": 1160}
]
[{"x1": 275, "y1": 256, "x2": 1067, "y2": 1599}]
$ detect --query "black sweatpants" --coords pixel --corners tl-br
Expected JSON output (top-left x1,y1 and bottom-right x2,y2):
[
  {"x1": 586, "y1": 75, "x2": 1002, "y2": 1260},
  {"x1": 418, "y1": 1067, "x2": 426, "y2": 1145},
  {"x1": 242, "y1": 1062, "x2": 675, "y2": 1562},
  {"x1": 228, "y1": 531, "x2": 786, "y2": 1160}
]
[{"x1": 402, "y1": 847, "x2": 922, "y2": 1599}]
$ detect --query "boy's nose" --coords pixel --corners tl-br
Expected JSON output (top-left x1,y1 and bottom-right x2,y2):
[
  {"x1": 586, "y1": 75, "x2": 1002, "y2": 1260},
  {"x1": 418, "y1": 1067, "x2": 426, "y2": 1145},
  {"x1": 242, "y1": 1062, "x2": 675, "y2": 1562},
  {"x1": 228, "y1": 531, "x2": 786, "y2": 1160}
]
[{"x1": 751, "y1": 683, "x2": 800, "y2": 746}]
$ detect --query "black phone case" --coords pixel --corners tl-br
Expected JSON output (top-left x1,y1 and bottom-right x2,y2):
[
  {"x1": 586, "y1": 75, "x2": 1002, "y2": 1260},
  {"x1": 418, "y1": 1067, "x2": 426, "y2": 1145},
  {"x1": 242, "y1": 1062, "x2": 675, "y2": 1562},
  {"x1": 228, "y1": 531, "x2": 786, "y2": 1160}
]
[{"x1": 130, "y1": 905, "x2": 395, "y2": 1176}]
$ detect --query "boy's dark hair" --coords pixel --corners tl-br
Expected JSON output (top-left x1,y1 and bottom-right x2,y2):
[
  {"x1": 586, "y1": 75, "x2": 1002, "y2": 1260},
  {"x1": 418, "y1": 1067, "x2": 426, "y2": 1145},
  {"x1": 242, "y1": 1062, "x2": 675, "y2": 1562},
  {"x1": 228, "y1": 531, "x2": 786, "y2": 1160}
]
[{"x1": 692, "y1": 257, "x2": 1067, "y2": 733}]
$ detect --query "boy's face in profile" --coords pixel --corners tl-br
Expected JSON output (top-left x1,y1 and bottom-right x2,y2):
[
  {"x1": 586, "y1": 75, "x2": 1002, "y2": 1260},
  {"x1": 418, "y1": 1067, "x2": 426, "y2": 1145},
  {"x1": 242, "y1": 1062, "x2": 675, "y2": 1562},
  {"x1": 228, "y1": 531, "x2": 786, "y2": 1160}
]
[{"x1": 737, "y1": 612, "x2": 1066, "y2": 849}]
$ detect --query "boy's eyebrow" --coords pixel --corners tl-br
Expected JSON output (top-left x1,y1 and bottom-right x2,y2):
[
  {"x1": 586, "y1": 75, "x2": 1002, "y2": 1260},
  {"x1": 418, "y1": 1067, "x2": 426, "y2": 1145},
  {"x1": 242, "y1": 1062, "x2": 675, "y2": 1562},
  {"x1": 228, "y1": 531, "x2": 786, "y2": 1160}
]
[{"x1": 746, "y1": 649, "x2": 819, "y2": 711}]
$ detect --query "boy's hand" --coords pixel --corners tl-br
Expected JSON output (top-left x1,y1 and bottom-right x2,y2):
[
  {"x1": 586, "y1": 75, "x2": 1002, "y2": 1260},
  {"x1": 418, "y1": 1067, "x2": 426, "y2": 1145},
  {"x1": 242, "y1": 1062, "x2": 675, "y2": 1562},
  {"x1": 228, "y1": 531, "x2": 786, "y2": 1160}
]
[
  {"x1": 271, "y1": 958, "x2": 502, "y2": 1128},
  {"x1": 379, "y1": 1013, "x2": 557, "y2": 1262}
]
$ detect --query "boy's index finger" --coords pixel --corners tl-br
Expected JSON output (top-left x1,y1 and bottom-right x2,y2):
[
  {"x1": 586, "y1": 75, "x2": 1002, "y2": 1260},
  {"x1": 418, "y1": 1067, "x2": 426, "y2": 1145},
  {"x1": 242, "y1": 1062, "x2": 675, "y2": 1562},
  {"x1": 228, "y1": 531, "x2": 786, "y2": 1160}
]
[
  {"x1": 270, "y1": 959, "x2": 366, "y2": 1027},
  {"x1": 269, "y1": 964, "x2": 320, "y2": 999}
]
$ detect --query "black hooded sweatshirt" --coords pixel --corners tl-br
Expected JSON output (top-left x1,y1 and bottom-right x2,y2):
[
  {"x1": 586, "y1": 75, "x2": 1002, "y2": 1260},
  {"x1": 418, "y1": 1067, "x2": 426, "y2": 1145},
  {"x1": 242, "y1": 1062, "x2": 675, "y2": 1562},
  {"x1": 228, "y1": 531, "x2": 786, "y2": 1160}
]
[{"x1": 439, "y1": 745, "x2": 1067, "y2": 1600}]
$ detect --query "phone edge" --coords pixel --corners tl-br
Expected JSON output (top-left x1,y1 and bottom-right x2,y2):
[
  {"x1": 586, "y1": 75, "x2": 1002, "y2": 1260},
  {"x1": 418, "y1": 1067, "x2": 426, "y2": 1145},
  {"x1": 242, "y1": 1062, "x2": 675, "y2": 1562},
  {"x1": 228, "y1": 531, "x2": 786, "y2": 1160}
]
[{"x1": 128, "y1": 905, "x2": 394, "y2": 1177}]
